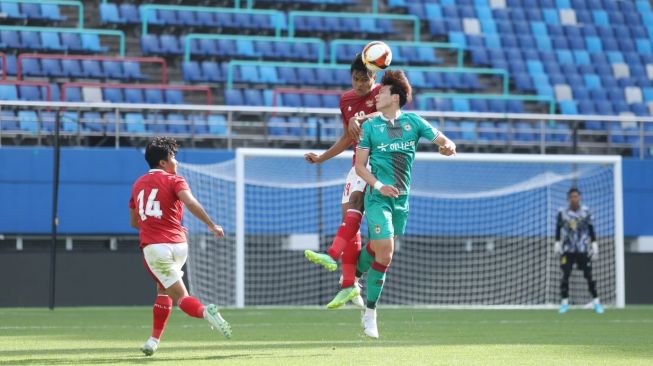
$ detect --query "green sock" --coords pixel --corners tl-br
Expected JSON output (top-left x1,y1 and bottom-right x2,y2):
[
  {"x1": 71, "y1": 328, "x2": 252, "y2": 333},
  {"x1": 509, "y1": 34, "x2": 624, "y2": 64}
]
[
  {"x1": 366, "y1": 267, "x2": 387, "y2": 309},
  {"x1": 356, "y1": 245, "x2": 375, "y2": 275}
]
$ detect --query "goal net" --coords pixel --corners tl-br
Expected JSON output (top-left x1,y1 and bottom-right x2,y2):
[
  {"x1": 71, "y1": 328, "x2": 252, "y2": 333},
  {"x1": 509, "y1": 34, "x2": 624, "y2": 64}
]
[{"x1": 179, "y1": 149, "x2": 623, "y2": 308}]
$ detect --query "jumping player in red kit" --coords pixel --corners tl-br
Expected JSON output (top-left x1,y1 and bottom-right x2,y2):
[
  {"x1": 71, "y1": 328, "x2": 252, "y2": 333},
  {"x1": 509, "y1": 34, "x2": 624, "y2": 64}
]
[
  {"x1": 303, "y1": 53, "x2": 381, "y2": 309},
  {"x1": 129, "y1": 137, "x2": 231, "y2": 356}
]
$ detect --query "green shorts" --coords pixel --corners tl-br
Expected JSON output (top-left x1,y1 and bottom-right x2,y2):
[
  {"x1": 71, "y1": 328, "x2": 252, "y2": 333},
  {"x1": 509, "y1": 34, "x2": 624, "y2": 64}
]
[{"x1": 364, "y1": 192, "x2": 409, "y2": 240}]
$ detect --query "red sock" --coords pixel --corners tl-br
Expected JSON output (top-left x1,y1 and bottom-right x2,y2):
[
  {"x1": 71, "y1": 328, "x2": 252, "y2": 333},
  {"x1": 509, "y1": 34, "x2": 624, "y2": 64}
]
[
  {"x1": 152, "y1": 295, "x2": 172, "y2": 340},
  {"x1": 178, "y1": 296, "x2": 205, "y2": 318},
  {"x1": 327, "y1": 210, "x2": 363, "y2": 260},
  {"x1": 341, "y1": 232, "x2": 362, "y2": 288}
]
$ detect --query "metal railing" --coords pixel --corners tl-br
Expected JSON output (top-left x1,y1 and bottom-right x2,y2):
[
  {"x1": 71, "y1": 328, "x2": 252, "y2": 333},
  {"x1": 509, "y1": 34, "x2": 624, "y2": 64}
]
[
  {"x1": 140, "y1": 5, "x2": 284, "y2": 37},
  {"x1": 183, "y1": 34, "x2": 325, "y2": 63},
  {"x1": 16, "y1": 54, "x2": 168, "y2": 83},
  {"x1": 287, "y1": 11, "x2": 421, "y2": 41},
  {"x1": 0, "y1": 26, "x2": 125, "y2": 56},
  {"x1": 2, "y1": 0, "x2": 84, "y2": 28},
  {"x1": 0, "y1": 101, "x2": 652, "y2": 158}
]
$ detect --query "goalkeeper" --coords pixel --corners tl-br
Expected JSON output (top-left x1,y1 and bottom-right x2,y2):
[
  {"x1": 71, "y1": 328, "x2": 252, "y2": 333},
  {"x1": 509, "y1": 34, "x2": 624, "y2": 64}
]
[
  {"x1": 554, "y1": 187, "x2": 604, "y2": 314},
  {"x1": 354, "y1": 70, "x2": 456, "y2": 338}
]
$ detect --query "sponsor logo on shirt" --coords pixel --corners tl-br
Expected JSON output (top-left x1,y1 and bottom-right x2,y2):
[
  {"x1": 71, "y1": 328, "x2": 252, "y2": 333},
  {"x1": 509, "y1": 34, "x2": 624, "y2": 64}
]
[
  {"x1": 377, "y1": 140, "x2": 416, "y2": 152},
  {"x1": 366, "y1": 99, "x2": 374, "y2": 108},
  {"x1": 403, "y1": 124, "x2": 412, "y2": 132}
]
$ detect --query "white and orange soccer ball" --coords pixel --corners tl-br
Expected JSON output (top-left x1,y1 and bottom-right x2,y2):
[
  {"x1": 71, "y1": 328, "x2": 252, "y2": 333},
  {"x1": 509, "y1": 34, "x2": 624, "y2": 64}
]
[{"x1": 361, "y1": 41, "x2": 392, "y2": 72}]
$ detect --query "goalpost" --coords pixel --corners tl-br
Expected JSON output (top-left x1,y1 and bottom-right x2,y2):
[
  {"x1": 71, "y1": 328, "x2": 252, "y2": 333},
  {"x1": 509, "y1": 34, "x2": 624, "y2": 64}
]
[{"x1": 180, "y1": 148, "x2": 624, "y2": 309}]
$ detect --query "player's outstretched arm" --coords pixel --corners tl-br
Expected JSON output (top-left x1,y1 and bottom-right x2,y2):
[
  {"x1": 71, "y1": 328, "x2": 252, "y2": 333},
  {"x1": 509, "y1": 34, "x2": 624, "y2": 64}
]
[
  {"x1": 434, "y1": 133, "x2": 457, "y2": 156},
  {"x1": 355, "y1": 147, "x2": 399, "y2": 198},
  {"x1": 304, "y1": 133, "x2": 352, "y2": 164},
  {"x1": 178, "y1": 190, "x2": 224, "y2": 238},
  {"x1": 129, "y1": 208, "x2": 140, "y2": 229}
]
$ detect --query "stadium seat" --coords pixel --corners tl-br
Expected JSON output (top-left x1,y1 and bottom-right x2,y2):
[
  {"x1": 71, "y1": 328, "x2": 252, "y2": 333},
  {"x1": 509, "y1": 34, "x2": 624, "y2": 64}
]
[
  {"x1": 165, "y1": 90, "x2": 184, "y2": 105},
  {"x1": 124, "y1": 89, "x2": 144, "y2": 104},
  {"x1": 61, "y1": 33, "x2": 84, "y2": 53},
  {"x1": 0, "y1": 85, "x2": 18, "y2": 100},
  {"x1": 81, "y1": 112, "x2": 104, "y2": 132},
  {"x1": 81, "y1": 34, "x2": 108, "y2": 53},
  {"x1": 167, "y1": 114, "x2": 189, "y2": 134},
  {"x1": 125, "y1": 113, "x2": 146, "y2": 133},
  {"x1": 207, "y1": 114, "x2": 228, "y2": 135},
  {"x1": 144, "y1": 89, "x2": 164, "y2": 104},
  {"x1": 41, "y1": 3, "x2": 66, "y2": 21},
  {"x1": 18, "y1": 111, "x2": 38, "y2": 133},
  {"x1": 102, "y1": 61, "x2": 124, "y2": 79},
  {"x1": 0, "y1": 110, "x2": 18, "y2": 131},
  {"x1": 103, "y1": 88, "x2": 123, "y2": 103},
  {"x1": 100, "y1": 3, "x2": 124, "y2": 24}
]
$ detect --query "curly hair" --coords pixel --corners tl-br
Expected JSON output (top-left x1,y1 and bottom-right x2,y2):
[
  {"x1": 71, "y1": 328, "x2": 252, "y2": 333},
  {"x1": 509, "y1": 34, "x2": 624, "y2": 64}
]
[
  {"x1": 145, "y1": 137, "x2": 179, "y2": 168},
  {"x1": 381, "y1": 69, "x2": 412, "y2": 108}
]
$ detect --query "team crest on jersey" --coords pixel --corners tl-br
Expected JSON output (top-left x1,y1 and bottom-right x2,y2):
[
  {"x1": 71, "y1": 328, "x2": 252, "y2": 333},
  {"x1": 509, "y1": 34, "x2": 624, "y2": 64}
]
[
  {"x1": 375, "y1": 225, "x2": 381, "y2": 234},
  {"x1": 403, "y1": 124, "x2": 412, "y2": 132},
  {"x1": 366, "y1": 99, "x2": 374, "y2": 108},
  {"x1": 569, "y1": 219, "x2": 577, "y2": 230},
  {"x1": 348, "y1": 106, "x2": 352, "y2": 111}
]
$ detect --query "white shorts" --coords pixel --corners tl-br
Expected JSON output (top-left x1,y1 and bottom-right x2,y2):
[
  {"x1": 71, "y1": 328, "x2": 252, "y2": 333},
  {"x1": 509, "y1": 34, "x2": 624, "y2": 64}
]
[
  {"x1": 142, "y1": 242, "x2": 188, "y2": 289},
  {"x1": 342, "y1": 166, "x2": 367, "y2": 204}
]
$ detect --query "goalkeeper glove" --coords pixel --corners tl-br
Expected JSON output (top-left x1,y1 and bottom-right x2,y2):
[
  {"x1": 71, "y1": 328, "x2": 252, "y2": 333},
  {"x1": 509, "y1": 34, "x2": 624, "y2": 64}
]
[
  {"x1": 554, "y1": 241, "x2": 562, "y2": 254},
  {"x1": 590, "y1": 242, "x2": 598, "y2": 259}
]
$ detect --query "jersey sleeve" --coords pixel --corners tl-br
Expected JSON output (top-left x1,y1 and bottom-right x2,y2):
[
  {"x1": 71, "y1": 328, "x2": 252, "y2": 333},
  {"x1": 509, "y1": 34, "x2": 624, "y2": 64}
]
[
  {"x1": 414, "y1": 114, "x2": 440, "y2": 141},
  {"x1": 357, "y1": 120, "x2": 373, "y2": 150},
  {"x1": 173, "y1": 175, "x2": 190, "y2": 195}
]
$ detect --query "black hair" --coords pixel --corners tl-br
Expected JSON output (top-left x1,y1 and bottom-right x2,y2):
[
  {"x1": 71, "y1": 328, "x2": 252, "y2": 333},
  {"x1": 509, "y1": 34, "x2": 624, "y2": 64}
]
[
  {"x1": 568, "y1": 187, "x2": 581, "y2": 196},
  {"x1": 350, "y1": 53, "x2": 374, "y2": 77},
  {"x1": 381, "y1": 69, "x2": 413, "y2": 107},
  {"x1": 145, "y1": 137, "x2": 178, "y2": 169}
]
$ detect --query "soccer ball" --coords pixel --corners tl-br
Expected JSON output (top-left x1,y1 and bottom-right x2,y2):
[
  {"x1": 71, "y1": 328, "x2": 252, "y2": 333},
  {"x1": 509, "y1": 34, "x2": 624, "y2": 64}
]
[{"x1": 362, "y1": 41, "x2": 392, "y2": 72}]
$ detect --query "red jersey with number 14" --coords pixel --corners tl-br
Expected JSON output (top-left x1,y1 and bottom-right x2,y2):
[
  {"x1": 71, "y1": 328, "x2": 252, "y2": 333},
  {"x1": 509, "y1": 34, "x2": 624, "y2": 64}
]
[
  {"x1": 129, "y1": 169, "x2": 189, "y2": 248},
  {"x1": 340, "y1": 84, "x2": 381, "y2": 165}
]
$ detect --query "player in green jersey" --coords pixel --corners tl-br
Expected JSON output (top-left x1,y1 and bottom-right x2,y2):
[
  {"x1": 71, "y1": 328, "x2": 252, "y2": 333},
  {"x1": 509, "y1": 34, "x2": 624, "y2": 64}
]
[{"x1": 354, "y1": 70, "x2": 456, "y2": 338}]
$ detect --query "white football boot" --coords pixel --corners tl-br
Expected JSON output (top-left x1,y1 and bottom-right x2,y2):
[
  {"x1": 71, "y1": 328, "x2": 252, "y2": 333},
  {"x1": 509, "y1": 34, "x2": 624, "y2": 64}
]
[
  {"x1": 204, "y1": 304, "x2": 232, "y2": 339},
  {"x1": 141, "y1": 336, "x2": 159, "y2": 356},
  {"x1": 362, "y1": 308, "x2": 379, "y2": 339}
]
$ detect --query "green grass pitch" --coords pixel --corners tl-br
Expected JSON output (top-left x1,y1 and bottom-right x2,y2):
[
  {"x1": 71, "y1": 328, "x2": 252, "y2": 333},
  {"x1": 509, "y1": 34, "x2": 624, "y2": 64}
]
[{"x1": 1, "y1": 306, "x2": 652, "y2": 365}]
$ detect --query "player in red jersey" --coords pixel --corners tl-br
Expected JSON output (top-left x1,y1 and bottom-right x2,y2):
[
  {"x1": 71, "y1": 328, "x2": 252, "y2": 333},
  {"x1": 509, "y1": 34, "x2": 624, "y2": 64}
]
[
  {"x1": 128, "y1": 137, "x2": 231, "y2": 356},
  {"x1": 304, "y1": 53, "x2": 381, "y2": 309}
]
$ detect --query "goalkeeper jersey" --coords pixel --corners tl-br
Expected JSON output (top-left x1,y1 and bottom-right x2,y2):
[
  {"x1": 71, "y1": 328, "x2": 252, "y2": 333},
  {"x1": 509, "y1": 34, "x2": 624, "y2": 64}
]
[
  {"x1": 357, "y1": 112, "x2": 439, "y2": 196},
  {"x1": 556, "y1": 205, "x2": 596, "y2": 253}
]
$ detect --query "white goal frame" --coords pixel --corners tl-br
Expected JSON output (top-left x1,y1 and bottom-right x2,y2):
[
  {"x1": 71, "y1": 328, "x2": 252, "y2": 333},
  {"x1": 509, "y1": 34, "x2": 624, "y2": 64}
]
[{"x1": 234, "y1": 148, "x2": 624, "y2": 308}]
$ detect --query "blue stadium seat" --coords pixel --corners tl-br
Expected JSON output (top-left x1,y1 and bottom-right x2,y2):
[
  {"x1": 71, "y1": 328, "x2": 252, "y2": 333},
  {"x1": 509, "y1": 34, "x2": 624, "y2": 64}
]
[
  {"x1": 119, "y1": 4, "x2": 140, "y2": 23},
  {"x1": 125, "y1": 113, "x2": 146, "y2": 133},
  {"x1": 167, "y1": 114, "x2": 189, "y2": 134},
  {"x1": 124, "y1": 88, "x2": 144, "y2": 103},
  {"x1": 268, "y1": 116, "x2": 287, "y2": 136},
  {"x1": 207, "y1": 115, "x2": 227, "y2": 135},
  {"x1": 0, "y1": 85, "x2": 18, "y2": 100},
  {"x1": 280, "y1": 93, "x2": 302, "y2": 107},
  {"x1": 82, "y1": 60, "x2": 103, "y2": 79},
  {"x1": 100, "y1": 3, "x2": 124, "y2": 24},
  {"x1": 224, "y1": 89, "x2": 243, "y2": 105},
  {"x1": 243, "y1": 89, "x2": 262, "y2": 106},
  {"x1": 41, "y1": 59, "x2": 64, "y2": 78},
  {"x1": 18, "y1": 111, "x2": 38, "y2": 133},
  {"x1": 144, "y1": 89, "x2": 164, "y2": 104},
  {"x1": 1, "y1": 30, "x2": 21, "y2": 49},
  {"x1": 200, "y1": 61, "x2": 222, "y2": 83},
  {"x1": 1, "y1": 2, "x2": 25, "y2": 19},
  {"x1": 103, "y1": 88, "x2": 123, "y2": 103},
  {"x1": 159, "y1": 35, "x2": 181, "y2": 55},
  {"x1": 123, "y1": 61, "x2": 147, "y2": 81},
  {"x1": 81, "y1": 112, "x2": 104, "y2": 132},
  {"x1": 19, "y1": 85, "x2": 41, "y2": 101},
  {"x1": 1, "y1": 111, "x2": 18, "y2": 131},
  {"x1": 64, "y1": 86, "x2": 81, "y2": 102},
  {"x1": 322, "y1": 94, "x2": 339, "y2": 108},
  {"x1": 489, "y1": 99, "x2": 508, "y2": 113},
  {"x1": 178, "y1": 11, "x2": 197, "y2": 26},
  {"x1": 103, "y1": 61, "x2": 124, "y2": 79},
  {"x1": 20, "y1": 58, "x2": 41, "y2": 77},
  {"x1": 560, "y1": 100, "x2": 578, "y2": 114},
  {"x1": 141, "y1": 35, "x2": 162, "y2": 54},
  {"x1": 61, "y1": 33, "x2": 83, "y2": 53},
  {"x1": 165, "y1": 90, "x2": 184, "y2": 105},
  {"x1": 61, "y1": 59, "x2": 83, "y2": 78},
  {"x1": 61, "y1": 112, "x2": 79, "y2": 132},
  {"x1": 189, "y1": 114, "x2": 208, "y2": 134},
  {"x1": 21, "y1": 31, "x2": 42, "y2": 50},
  {"x1": 81, "y1": 34, "x2": 108, "y2": 53}
]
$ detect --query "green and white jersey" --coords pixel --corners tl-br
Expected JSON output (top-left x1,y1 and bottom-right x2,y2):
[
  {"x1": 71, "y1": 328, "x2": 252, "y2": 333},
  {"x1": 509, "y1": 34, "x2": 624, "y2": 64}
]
[{"x1": 357, "y1": 112, "x2": 439, "y2": 195}]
